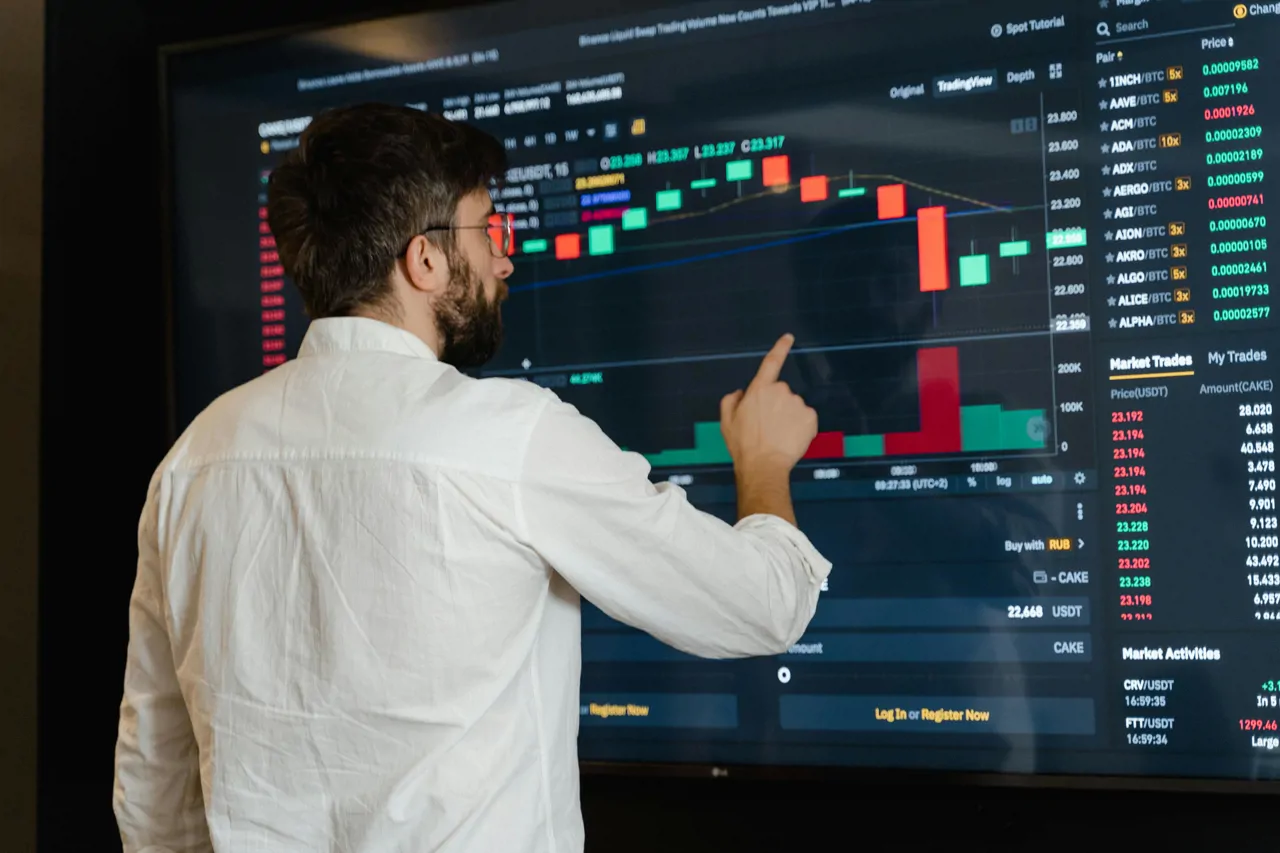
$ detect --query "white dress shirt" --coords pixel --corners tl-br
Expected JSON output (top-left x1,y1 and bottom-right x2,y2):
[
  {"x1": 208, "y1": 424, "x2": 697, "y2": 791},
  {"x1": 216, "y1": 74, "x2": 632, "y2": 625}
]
[{"x1": 114, "y1": 317, "x2": 831, "y2": 853}]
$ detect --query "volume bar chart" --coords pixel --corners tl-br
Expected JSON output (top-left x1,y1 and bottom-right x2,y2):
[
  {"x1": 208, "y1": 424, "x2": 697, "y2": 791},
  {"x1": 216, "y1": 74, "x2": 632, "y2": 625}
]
[{"x1": 642, "y1": 346, "x2": 1048, "y2": 467}]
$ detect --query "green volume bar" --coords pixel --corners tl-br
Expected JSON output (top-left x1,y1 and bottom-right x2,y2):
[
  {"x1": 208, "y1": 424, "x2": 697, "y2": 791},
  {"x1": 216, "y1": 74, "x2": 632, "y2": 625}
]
[
  {"x1": 999, "y1": 240, "x2": 1030, "y2": 257},
  {"x1": 998, "y1": 410, "x2": 1046, "y2": 450},
  {"x1": 960, "y1": 406, "x2": 1046, "y2": 452},
  {"x1": 522, "y1": 239, "x2": 549, "y2": 253},
  {"x1": 843, "y1": 434, "x2": 885, "y2": 457},
  {"x1": 656, "y1": 189, "x2": 682, "y2": 211},
  {"x1": 959, "y1": 255, "x2": 990, "y2": 287},
  {"x1": 960, "y1": 405, "x2": 1003, "y2": 451},
  {"x1": 726, "y1": 160, "x2": 753, "y2": 181},
  {"x1": 644, "y1": 421, "x2": 732, "y2": 467},
  {"x1": 588, "y1": 225, "x2": 614, "y2": 256}
]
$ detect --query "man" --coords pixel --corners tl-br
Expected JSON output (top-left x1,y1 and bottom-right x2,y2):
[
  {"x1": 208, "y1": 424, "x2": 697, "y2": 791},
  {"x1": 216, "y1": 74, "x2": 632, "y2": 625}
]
[{"x1": 114, "y1": 104, "x2": 830, "y2": 852}]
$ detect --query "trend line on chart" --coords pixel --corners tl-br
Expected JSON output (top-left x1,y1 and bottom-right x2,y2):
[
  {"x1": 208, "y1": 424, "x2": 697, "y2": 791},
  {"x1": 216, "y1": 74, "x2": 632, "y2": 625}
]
[
  {"x1": 524, "y1": 156, "x2": 1023, "y2": 265},
  {"x1": 652, "y1": 172, "x2": 1011, "y2": 231},
  {"x1": 480, "y1": 328, "x2": 1053, "y2": 378},
  {"x1": 522, "y1": 204, "x2": 1041, "y2": 259},
  {"x1": 509, "y1": 206, "x2": 1007, "y2": 294}
]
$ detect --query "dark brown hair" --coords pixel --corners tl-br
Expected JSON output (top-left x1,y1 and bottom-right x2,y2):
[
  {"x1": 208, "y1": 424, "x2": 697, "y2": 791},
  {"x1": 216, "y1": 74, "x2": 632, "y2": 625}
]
[{"x1": 266, "y1": 103, "x2": 506, "y2": 319}]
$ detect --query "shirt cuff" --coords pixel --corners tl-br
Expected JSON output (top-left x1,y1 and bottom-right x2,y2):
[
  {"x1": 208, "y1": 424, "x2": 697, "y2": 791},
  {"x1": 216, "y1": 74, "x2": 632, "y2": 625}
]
[{"x1": 733, "y1": 513, "x2": 833, "y2": 585}]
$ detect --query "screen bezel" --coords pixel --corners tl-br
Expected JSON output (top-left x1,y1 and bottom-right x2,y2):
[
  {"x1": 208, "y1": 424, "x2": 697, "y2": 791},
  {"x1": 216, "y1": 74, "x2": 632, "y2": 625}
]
[{"x1": 156, "y1": 0, "x2": 1280, "y2": 795}]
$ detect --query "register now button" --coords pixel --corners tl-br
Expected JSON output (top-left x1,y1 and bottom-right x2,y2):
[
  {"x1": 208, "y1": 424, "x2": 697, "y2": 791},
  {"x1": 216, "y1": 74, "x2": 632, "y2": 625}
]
[{"x1": 579, "y1": 694, "x2": 738, "y2": 728}]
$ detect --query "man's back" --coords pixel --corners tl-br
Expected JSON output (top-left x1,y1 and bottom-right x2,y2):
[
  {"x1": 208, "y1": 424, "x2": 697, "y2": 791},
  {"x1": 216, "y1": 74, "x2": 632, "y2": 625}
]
[{"x1": 114, "y1": 318, "x2": 830, "y2": 852}]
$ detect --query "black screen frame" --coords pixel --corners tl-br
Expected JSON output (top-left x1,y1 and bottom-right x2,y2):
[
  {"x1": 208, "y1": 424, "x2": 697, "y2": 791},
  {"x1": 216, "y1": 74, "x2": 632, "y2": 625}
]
[{"x1": 156, "y1": 0, "x2": 1280, "y2": 796}]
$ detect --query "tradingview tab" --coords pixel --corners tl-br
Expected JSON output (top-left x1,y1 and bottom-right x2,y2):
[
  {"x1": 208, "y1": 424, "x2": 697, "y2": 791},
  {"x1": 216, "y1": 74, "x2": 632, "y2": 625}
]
[{"x1": 932, "y1": 69, "x2": 998, "y2": 97}]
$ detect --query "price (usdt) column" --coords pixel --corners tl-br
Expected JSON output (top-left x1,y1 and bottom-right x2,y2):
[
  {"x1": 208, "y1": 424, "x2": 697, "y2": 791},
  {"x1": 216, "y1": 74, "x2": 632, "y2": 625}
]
[{"x1": 1111, "y1": 406, "x2": 1151, "y2": 622}]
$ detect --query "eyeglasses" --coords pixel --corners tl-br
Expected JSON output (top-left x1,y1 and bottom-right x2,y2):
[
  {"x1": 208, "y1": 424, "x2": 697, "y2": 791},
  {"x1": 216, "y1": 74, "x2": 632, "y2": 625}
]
[{"x1": 413, "y1": 213, "x2": 517, "y2": 258}]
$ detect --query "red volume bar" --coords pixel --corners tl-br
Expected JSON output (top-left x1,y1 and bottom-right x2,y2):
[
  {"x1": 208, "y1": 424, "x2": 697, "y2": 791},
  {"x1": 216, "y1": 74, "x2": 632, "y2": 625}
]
[
  {"x1": 883, "y1": 347, "x2": 962, "y2": 454},
  {"x1": 877, "y1": 183, "x2": 906, "y2": 219},
  {"x1": 917, "y1": 206, "x2": 949, "y2": 292},
  {"x1": 803, "y1": 431, "x2": 845, "y2": 459}
]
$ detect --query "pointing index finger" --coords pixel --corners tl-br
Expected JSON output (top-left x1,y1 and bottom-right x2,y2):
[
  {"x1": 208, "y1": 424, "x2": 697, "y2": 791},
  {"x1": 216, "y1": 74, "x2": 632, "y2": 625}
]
[{"x1": 750, "y1": 334, "x2": 794, "y2": 388}]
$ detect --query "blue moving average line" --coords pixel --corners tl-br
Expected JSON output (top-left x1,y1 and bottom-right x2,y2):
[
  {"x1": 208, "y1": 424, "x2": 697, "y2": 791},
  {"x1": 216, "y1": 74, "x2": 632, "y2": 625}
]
[{"x1": 508, "y1": 206, "x2": 1013, "y2": 294}]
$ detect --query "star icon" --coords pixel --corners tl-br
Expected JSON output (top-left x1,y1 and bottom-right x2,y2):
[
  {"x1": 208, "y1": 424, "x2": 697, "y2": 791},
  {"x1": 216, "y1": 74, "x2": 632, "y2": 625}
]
[
  {"x1": 1099, "y1": 78, "x2": 1108, "y2": 88},
  {"x1": 1103, "y1": 209, "x2": 1114, "y2": 219},
  {"x1": 1107, "y1": 274, "x2": 1117, "y2": 284},
  {"x1": 1100, "y1": 121, "x2": 1110, "y2": 131},
  {"x1": 1108, "y1": 296, "x2": 1117, "y2": 306},
  {"x1": 1103, "y1": 187, "x2": 1113, "y2": 197},
  {"x1": 1099, "y1": 99, "x2": 1108, "y2": 110},
  {"x1": 1102, "y1": 165, "x2": 1112, "y2": 176},
  {"x1": 1101, "y1": 143, "x2": 1111, "y2": 154},
  {"x1": 1105, "y1": 231, "x2": 1114, "y2": 240},
  {"x1": 1109, "y1": 317, "x2": 1118, "y2": 328},
  {"x1": 1106, "y1": 253, "x2": 1115, "y2": 262}
]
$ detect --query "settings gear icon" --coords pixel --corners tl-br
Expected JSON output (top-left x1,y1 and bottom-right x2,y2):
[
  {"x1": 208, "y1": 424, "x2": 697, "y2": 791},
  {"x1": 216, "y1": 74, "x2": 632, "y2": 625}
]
[{"x1": 1074, "y1": 471, "x2": 1087, "y2": 485}]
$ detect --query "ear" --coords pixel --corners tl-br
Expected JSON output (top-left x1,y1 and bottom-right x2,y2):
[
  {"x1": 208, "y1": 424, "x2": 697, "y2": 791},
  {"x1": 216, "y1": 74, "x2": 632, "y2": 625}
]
[{"x1": 402, "y1": 234, "x2": 450, "y2": 296}]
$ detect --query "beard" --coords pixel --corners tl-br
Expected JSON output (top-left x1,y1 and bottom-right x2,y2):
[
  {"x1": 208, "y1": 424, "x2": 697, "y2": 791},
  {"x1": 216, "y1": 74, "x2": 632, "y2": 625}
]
[{"x1": 434, "y1": 248, "x2": 506, "y2": 370}]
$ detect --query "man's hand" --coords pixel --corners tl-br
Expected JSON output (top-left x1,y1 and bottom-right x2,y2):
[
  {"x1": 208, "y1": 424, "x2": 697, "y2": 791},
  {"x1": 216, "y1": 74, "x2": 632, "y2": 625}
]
[{"x1": 720, "y1": 334, "x2": 818, "y2": 480}]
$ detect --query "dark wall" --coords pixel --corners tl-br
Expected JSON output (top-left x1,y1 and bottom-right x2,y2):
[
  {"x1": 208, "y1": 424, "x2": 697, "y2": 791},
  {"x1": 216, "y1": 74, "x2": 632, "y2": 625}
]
[
  {"x1": 40, "y1": 1, "x2": 1278, "y2": 850},
  {"x1": 1, "y1": 0, "x2": 42, "y2": 850},
  {"x1": 41, "y1": 3, "x2": 165, "y2": 847}
]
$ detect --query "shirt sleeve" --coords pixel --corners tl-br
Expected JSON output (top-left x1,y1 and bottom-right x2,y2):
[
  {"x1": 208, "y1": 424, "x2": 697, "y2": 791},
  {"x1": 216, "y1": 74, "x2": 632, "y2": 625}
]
[
  {"x1": 114, "y1": 476, "x2": 212, "y2": 853},
  {"x1": 516, "y1": 395, "x2": 832, "y2": 658}
]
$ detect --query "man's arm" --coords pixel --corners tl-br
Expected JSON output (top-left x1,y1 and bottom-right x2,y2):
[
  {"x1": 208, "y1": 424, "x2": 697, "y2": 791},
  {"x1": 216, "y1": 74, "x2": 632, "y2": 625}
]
[
  {"x1": 114, "y1": 477, "x2": 211, "y2": 853},
  {"x1": 517, "y1": 335, "x2": 831, "y2": 658},
  {"x1": 719, "y1": 334, "x2": 814, "y2": 526}
]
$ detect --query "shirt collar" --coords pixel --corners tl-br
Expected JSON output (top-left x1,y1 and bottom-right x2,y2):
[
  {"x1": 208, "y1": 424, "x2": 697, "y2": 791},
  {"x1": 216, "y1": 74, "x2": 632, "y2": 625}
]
[{"x1": 298, "y1": 317, "x2": 439, "y2": 361}]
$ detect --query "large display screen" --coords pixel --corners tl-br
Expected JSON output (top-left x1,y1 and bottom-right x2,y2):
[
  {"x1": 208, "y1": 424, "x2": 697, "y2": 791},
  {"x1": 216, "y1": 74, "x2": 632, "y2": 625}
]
[{"x1": 165, "y1": 0, "x2": 1280, "y2": 786}]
